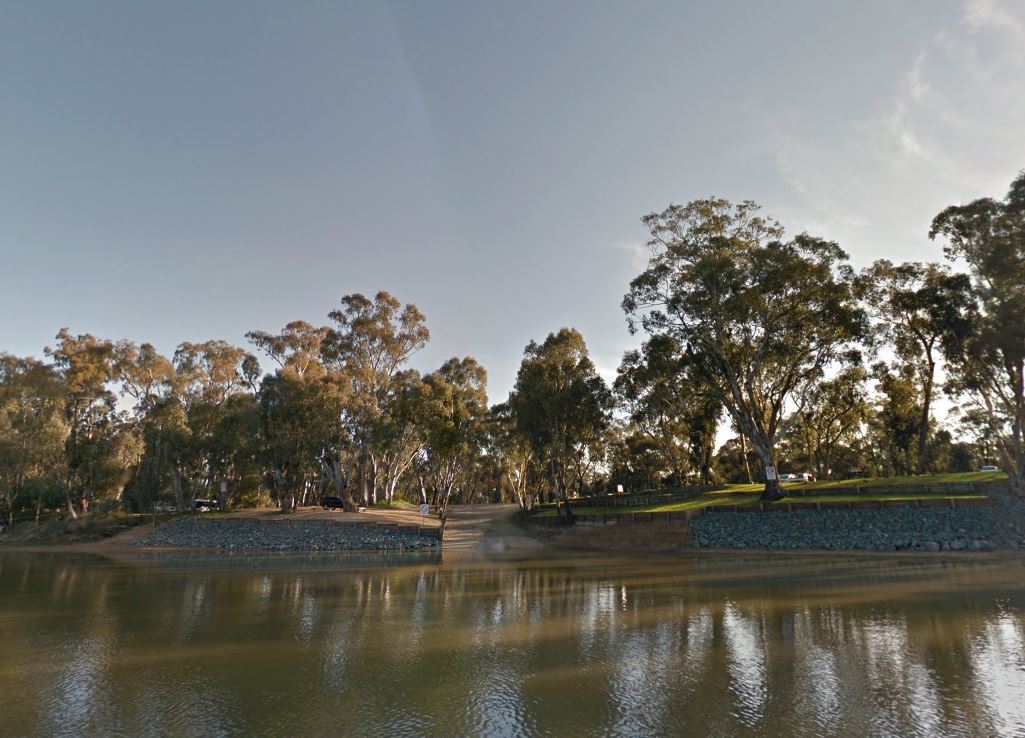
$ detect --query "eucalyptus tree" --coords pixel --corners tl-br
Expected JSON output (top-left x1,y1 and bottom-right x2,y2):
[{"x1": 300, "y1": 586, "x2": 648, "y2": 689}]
[
  {"x1": 45, "y1": 329, "x2": 119, "y2": 517},
  {"x1": 246, "y1": 321, "x2": 329, "y2": 378},
  {"x1": 509, "y1": 328, "x2": 612, "y2": 519},
  {"x1": 113, "y1": 341, "x2": 178, "y2": 510},
  {"x1": 792, "y1": 365, "x2": 869, "y2": 479},
  {"x1": 623, "y1": 198, "x2": 865, "y2": 500},
  {"x1": 930, "y1": 171, "x2": 1025, "y2": 496},
  {"x1": 862, "y1": 260, "x2": 973, "y2": 473},
  {"x1": 373, "y1": 368, "x2": 428, "y2": 504},
  {"x1": 488, "y1": 401, "x2": 543, "y2": 514},
  {"x1": 0, "y1": 355, "x2": 68, "y2": 522},
  {"x1": 415, "y1": 357, "x2": 489, "y2": 527},
  {"x1": 258, "y1": 369, "x2": 349, "y2": 512},
  {"x1": 870, "y1": 362, "x2": 922, "y2": 476},
  {"x1": 615, "y1": 337, "x2": 692, "y2": 485},
  {"x1": 248, "y1": 320, "x2": 356, "y2": 511},
  {"x1": 615, "y1": 335, "x2": 721, "y2": 486},
  {"x1": 322, "y1": 292, "x2": 430, "y2": 506},
  {"x1": 160, "y1": 340, "x2": 260, "y2": 509}
]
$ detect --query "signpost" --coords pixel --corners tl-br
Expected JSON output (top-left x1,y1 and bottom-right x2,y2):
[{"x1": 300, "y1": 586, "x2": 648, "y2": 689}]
[
  {"x1": 419, "y1": 503, "x2": 429, "y2": 520},
  {"x1": 765, "y1": 466, "x2": 777, "y2": 481}
]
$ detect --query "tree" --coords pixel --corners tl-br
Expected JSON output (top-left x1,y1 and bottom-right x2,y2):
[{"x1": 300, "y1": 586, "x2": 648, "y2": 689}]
[
  {"x1": 509, "y1": 328, "x2": 612, "y2": 520},
  {"x1": 870, "y1": 362, "x2": 921, "y2": 476},
  {"x1": 322, "y1": 292, "x2": 430, "y2": 506},
  {"x1": 792, "y1": 365, "x2": 869, "y2": 479},
  {"x1": 487, "y1": 402, "x2": 543, "y2": 514},
  {"x1": 415, "y1": 357, "x2": 489, "y2": 528},
  {"x1": 862, "y1": 260, "x2": 973, "y2": 473},
  {"x1": 930, "y1": 171, "x2": 1025, "y2": 496},
  {"x1": 246, "y1": 321, "x2": 329, "y2": 378},
  {"x1": 623, "y1": 198, "x2": 865, "y2": 500},
  {"x1": 247, "y1": 320, "x2": 356, "y2": 511},
  {"x1": 615, "y1": 336, "x2": 721, "y2": 486},
  {"x1": 0, "y1": 355, "x2": 68, "y2": 523},
  {"x1": 113, "y1": 341, "x2": 178, "y2": 511},
  {"x1": 45, "y1": 329, "x2": 118, "y2": 517},
  {"x1": 163, "y1": 340, "x2": 259, "y2": 510},
  {"x1": 258, "y1": 370, "x2": 348, "y2": 512}
]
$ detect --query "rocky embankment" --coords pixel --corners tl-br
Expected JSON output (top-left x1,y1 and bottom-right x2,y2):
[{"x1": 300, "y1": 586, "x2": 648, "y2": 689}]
[
  {"x1": 134, "y1": 518, "x2": 439, "y2": 551},
  {"x1": 689, "y1": 500, "x2": 1025, "y2": 551}
]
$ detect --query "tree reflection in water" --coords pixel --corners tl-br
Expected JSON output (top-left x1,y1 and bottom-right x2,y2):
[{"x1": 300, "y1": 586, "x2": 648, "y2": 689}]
[{"x1": 1, "y1": 551, "x2": 1024, "y2": 737}]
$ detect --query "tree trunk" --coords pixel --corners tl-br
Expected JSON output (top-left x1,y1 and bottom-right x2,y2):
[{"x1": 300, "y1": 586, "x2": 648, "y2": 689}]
[
  {"x1": 64, "y1": 485, "x2": 78, "y2": 520},
  {"x1": 369, "y1": 455, "x2": 379, "y2": 506},
  {"x1": 752, "y1": 441, "x2": 783, "y2": 501},
  {"x1": 172, "y1": 466, "x2": 185, "y2": 512},
  {"x1": 916, "y1": 359, "x2": 935, "y2": 474},
  {"x1": 740, "y1": 434, "x2": 753, "y2": 484},
  {"x1": 325, "y1": 458, "x2": 357, "y2": 512}
]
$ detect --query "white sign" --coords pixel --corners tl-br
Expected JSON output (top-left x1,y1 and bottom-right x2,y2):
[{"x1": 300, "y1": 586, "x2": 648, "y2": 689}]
[
  {"x1": 765, "y1": 466, "x2": 777, "y2": 481},
  {"x1": 616, "y1": 484, "x2": 624, "y2": 494},
  {"x1": 419, "y1": 503, "x2": 430, "y2": 517}
]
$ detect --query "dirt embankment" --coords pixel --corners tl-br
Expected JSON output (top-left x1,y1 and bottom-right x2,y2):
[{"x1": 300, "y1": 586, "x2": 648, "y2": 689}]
[{"x1": 0, "y1": 514, "x2": 165, "y2": 552}]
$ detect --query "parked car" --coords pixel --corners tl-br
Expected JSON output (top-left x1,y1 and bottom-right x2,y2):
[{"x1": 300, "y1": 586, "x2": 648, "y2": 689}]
[
  {"x1": 779, "y1": 472, "x2": 815, "y2": 482},
  {"x1": 192, "y1": 499, "x2": 220, "y2": 512},
  {"x1": 979, "y1": 465, "x2": 999, "y2": 472},
  {"x1": 321, "y1": 496, "x2": 345, "y2": 509}
]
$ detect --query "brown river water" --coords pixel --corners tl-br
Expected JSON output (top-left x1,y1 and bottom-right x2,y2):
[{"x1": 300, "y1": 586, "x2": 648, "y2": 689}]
[{"x1": 1, "y1": 550, "x2": 1024, "y2": 737}]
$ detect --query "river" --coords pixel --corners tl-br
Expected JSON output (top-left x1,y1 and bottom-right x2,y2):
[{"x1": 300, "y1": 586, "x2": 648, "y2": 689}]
[{"x1": 1, "y1": 550, "x2": 1024, "y2": 737}]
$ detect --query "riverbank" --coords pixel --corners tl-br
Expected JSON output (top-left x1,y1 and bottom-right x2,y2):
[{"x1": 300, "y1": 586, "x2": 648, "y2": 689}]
[
  {"x1": 134, "y1": 517, "x2": 439, "y2": 551},
  {"x1": 0, "y1": 505, "x2": 528, "y2": 555},
  {"x1": 0, "y1": 505, "x2": 442, "y2": 553},
  {"x1": 526, "y1": 495, "x2": 1025, "y2": 554}
]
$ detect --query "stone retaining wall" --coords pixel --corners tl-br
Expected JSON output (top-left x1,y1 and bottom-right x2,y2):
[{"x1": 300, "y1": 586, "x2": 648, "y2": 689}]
[{"x1": 527, "y1": 495, "x2": 1025, "y2": 551}]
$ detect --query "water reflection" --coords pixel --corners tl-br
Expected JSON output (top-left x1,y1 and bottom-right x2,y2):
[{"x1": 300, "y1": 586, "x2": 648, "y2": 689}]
[{"x1": 1, "y1": 551, "x2": 1024, "y2": 737}]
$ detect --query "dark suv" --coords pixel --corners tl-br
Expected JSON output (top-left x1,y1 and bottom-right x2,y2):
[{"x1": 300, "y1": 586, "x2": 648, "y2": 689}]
[{"x1": 321, "y1": 496, "x2": 344, "y2": 509}]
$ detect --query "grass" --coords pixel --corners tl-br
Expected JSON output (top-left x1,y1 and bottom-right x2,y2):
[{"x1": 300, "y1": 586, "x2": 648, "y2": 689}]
[
  {"x1": 532, "y1": 471, "x2": 1005, "y2": 518},
  {"x1": 720, "y1": 470, "x2": 1006, "y2": 494}
]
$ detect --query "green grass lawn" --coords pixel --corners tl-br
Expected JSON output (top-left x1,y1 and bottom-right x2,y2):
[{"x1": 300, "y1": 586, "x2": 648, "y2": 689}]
[
  {"x1": 532, "y1": 471, "x2": 1005, "y2": 518},
  {"x1": 721, "y1": 470, "x2": 1006, "y2": 494}
]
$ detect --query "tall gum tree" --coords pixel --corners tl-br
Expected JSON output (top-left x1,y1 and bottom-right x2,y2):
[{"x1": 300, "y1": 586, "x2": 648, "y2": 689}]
[
  {"x1": 615, "y1": 335, "x2": 721, "y2": 486},
  {"x1": 247, "y1": 320, "x2": 356, "y2": 511},
  {"x1": 930, "y1": 171, "x2": 1025, "y2": 496},
  {"x1": 862, "y1": 260, "x2": 973, "y2": 474},
  {"x1": 45, "y1": 329, "x2": 118, "y2": 517},
  {"x1": 509, "y1": 328, "x2": 611, "y2": 518},
  {"x1": 623, "y1": 198, "x2": 865, "y2": 500},
  {"x1": 0, "y1": 355, "x2": 68, "y2": 523},
  {"x1": 322, "y1": 292, "x2": 429, "y2": 506},
  {"x1": 416, "y1": 357, "x2": 489, "y2": 529}
]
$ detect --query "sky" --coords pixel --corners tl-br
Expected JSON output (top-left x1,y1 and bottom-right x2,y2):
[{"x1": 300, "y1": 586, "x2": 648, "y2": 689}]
[{"x1": 2, "y1": 0, "x2": 1024, "y2": 403}]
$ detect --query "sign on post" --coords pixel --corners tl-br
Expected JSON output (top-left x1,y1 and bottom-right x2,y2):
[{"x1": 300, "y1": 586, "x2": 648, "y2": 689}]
[
  {"x1": 765, "y1": 466, "x2": 777, "y2": 481},
  {"x1": 419, "y1": 503, "x2": 430, "y2": 518}
]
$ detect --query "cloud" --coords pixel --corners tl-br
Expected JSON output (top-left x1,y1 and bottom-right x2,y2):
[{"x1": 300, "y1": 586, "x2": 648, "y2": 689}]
[
  {"x1": 963, "y1": 0, "x2": 1025, "y2": 47},
  {"x1": 612, "y1": 241, "x2": 651, "y2": 271},
  {"x1": 752, "y1": 0, "x2": 1025, "y2": 266}
]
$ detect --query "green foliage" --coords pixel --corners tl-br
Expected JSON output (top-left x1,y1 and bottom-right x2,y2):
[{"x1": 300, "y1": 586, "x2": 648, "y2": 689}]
[
  {"x1": 624, "y1": 197, "x2": 865, "y2": 500},
  {"x1": 930, "y1": 170, "x2": 1025, "y2": 494},
  {"x1": 615, "y1": 335, "x2": 720, "y2": 486},
  {"x1": 862, "y1": 260, "x2": 973, "y2": 472},
  {"x1": 508, "y1": 328, "x2": 612, "y2": 507}
]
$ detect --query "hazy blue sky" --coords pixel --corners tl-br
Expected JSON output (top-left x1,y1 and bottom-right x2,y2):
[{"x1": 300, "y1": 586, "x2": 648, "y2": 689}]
[{"x1": 2, "y1": 0, "x2": 1023, "y2": 401}]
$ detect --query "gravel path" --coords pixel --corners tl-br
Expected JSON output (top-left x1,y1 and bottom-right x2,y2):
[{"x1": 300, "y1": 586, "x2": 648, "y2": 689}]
[{"x1": 134, "y1": 518, "x2": 439, "y2": 551}]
